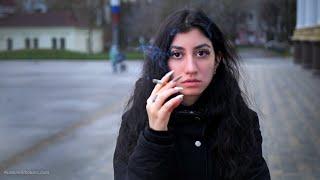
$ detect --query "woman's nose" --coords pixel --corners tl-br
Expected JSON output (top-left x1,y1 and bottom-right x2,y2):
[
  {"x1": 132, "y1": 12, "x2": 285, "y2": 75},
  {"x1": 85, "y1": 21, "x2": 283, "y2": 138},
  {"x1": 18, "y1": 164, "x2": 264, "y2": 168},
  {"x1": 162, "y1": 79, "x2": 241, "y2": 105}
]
[{"x1": 184, "y1": 54, "x2": 197, "y2": 74}]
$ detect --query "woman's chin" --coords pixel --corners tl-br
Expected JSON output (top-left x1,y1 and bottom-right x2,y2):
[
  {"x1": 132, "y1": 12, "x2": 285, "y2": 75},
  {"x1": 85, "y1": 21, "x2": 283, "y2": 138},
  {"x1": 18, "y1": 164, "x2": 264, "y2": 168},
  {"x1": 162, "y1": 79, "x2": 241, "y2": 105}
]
[{"x1": 181, "y1": 89, "x2": 203, "y2": 97}]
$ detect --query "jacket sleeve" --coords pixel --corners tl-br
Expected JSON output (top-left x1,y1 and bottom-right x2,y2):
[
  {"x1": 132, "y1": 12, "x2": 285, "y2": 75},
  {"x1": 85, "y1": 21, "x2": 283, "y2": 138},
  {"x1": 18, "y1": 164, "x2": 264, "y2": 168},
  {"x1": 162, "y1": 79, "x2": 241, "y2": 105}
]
[
  {"x1": 113, "y1": 114, "x2": 176, "y2": 180},
  {"x1": 245, "y1": 112, "x2": 271, "y2": 180}
]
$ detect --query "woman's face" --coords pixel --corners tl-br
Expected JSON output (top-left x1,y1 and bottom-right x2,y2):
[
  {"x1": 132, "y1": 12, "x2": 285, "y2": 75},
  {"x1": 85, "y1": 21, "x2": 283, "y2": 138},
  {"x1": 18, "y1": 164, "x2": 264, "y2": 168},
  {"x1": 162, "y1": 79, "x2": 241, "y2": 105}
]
[{"x1": 168, "y1": 28, "x2": 218, "y2": 105}]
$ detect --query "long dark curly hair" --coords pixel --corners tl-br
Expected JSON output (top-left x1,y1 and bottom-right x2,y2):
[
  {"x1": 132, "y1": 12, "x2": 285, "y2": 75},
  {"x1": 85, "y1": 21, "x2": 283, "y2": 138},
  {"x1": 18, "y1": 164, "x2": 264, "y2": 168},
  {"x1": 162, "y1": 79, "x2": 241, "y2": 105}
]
[{"x1": 114, "y1": 8, "x2": 259, "y2": 179}]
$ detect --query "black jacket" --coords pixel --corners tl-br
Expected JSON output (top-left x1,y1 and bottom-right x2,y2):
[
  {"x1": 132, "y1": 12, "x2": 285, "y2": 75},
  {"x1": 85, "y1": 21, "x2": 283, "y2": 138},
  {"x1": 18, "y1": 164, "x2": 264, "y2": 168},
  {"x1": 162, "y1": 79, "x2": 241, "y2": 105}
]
[{"x1": 113, "y1": 104, "x2": 270, "y2": 180}]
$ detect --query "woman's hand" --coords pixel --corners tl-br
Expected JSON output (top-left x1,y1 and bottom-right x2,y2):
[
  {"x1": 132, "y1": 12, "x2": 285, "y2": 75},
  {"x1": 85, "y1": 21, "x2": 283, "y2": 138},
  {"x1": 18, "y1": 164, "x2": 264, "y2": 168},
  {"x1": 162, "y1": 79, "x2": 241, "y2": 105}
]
[{"x1": 146, "y1": 71, "x2": 184, "y2": 131}]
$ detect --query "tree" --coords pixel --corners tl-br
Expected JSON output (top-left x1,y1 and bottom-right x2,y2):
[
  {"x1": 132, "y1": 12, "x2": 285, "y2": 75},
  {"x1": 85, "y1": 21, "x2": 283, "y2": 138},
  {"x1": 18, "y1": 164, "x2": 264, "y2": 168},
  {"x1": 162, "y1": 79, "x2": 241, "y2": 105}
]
[
  {"x1": 120, "y1": 0, "x2": 251, "y2": 48},
  {"x1": 259, "y1": 0, "x2": 296, "y2": 42}
]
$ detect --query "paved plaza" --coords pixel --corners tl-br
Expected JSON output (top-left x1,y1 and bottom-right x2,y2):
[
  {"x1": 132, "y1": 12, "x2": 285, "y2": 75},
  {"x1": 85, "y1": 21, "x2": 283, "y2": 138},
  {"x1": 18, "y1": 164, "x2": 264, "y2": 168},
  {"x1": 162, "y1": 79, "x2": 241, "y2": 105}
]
[{"x1": 0, "y1": 54, "x2": 319, "y2": 179}]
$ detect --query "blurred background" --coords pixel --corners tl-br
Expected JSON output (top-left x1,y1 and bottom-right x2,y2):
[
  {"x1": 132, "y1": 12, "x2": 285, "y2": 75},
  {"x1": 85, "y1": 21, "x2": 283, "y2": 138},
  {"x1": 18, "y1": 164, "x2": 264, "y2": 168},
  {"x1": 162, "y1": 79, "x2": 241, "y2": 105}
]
[
  {"x1": 0, "y1": 0, "x2": 319, "y2": 180},
  {"x1": 0, "y1": 0, "x2": 297, "y2": 57}
]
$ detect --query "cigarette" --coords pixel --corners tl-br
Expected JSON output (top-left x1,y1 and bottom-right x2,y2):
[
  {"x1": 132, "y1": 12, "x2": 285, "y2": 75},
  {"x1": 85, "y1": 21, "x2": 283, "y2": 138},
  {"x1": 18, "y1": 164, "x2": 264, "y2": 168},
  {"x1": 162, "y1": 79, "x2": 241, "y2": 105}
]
[{"x1": 152, "y1": 79, "x2": 163, "y2": 84}]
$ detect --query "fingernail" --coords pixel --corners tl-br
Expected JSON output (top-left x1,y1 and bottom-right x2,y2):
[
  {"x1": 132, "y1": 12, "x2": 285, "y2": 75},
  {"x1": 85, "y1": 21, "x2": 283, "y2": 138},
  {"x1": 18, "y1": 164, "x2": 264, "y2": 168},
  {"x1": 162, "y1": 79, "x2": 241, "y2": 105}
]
[
  {"x1": 173, "y1": 75, "x2": 182, "y2": 82},
  {"x1": 165, "y1": 70, "x2": 174, "y2": 78},
  {"x1": 177, "y1": 94, "x2": 184, "y2": 100},
  {"x1": 152, "y1": 79, "x2": 162, "y2": 84},
  {"x1": 174, "y1": 87, "x2": 183, "y2": 91}
]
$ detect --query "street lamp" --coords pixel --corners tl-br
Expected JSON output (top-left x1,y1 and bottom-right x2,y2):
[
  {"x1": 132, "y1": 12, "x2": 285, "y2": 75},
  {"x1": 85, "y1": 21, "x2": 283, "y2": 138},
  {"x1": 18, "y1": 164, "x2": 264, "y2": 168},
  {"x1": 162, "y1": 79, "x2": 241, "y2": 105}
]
[{"x1": 110, "y1": 0, "x2": 120, "y2": 51}]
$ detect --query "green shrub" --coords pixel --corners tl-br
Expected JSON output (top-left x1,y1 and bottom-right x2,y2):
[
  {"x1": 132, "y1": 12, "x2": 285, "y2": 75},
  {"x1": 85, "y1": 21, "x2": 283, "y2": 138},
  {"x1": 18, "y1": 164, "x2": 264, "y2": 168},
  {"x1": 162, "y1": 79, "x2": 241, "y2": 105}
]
[{"x1": 0, "y1": 49, "x2": 144, "y2": 60}]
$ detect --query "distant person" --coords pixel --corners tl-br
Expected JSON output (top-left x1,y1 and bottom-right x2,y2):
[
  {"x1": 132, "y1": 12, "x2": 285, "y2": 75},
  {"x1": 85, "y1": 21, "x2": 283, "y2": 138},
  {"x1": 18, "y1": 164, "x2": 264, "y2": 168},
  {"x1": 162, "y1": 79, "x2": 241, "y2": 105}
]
[
  {"x1": 109, "y1": 45, "x2": 127, "y2": 73},
  {"x1": 109, "y1": 45, "x2": 119, "y2": 73},
  {"x1": 116, "y1": 52, "x2": 127, "y2": 73},
  {"x1": 113, "y1": 8, "x2": 270, "y2": 179}
]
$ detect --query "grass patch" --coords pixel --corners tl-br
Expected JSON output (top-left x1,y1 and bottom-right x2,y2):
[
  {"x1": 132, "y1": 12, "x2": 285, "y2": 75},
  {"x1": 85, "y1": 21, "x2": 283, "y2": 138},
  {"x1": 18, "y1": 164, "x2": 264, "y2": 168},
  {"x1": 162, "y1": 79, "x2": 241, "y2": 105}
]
[
  {"x1": 0, "y1": 49, "x2": 144, "y2": 60},
  {"x1": 125, "y1": 51, "x2": 145, "y2": 59}
]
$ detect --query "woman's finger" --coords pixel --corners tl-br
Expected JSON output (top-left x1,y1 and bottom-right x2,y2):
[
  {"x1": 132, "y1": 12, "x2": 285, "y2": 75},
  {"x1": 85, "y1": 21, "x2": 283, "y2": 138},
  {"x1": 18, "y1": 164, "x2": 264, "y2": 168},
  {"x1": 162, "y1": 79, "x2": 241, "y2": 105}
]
[
  {"x1": 150, "y1": 70, "x2": 174, "y2": 96},
  {"x1": 156, "y1": 75, "x2": 183, "y2": 94},
  {"x1": 159, "y1": 94, "x2": 184, "y2": 114},
  {"x1": 147, "y1": 74, "x2": 183, "y2": 106},
  {"x1": 150, "y1": 75, "x2": 183, "y2": 102},
  {"x1": 152, "y1": 87, "x2": 183, "y2": 109}
]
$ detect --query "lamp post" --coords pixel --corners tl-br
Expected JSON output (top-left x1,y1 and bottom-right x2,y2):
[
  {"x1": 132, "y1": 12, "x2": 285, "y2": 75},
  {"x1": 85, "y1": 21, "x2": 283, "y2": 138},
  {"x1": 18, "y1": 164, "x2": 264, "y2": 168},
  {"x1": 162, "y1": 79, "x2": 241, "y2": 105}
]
[
  {"x1": 109, "y1": 0, "x2": 120, "y2": 73},
  {"x1": 110, "y1": 0, "x2": 120, "y2": 50}
]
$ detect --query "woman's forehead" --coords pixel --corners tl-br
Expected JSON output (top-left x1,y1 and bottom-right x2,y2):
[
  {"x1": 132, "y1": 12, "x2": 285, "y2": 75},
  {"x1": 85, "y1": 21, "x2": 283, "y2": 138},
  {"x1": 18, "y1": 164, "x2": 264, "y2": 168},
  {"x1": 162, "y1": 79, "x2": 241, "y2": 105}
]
[{"x1": 170, "y1": 28, "x2": 213, "y2": 49}]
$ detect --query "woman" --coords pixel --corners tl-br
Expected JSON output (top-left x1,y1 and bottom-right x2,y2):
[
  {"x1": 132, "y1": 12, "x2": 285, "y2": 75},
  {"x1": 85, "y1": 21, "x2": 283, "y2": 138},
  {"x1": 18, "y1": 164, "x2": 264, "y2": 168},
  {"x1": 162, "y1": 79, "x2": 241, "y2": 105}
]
[{"x1": 113, "y1": 9, "x2": 270, "y2": 180}]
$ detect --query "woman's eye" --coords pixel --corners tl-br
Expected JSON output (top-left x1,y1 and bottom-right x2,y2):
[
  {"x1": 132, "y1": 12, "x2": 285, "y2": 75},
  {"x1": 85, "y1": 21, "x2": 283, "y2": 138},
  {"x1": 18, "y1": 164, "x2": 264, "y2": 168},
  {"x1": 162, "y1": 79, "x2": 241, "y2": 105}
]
[
  {"x1": 170, "y1": 51, "x2": 182, "y2": 59},
  {"x1": 196, "y1": 50, "x2": 210, "y2": 57}
]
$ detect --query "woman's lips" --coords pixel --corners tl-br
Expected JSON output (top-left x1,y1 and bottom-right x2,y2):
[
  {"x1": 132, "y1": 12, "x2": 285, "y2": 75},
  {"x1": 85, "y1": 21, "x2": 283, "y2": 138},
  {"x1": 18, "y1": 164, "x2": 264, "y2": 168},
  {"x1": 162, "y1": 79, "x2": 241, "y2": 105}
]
[{"x1": 181, "y1": 79, "x2": 202, "y2": 87}]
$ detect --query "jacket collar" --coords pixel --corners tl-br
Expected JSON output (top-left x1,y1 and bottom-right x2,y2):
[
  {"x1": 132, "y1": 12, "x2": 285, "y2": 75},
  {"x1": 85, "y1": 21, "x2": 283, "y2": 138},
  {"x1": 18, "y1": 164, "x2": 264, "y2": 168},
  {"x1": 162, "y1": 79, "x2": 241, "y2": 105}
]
[
  {"x1": 168, "y1": 96, "x2": 222, "y2": 135},
  {"x1": 169, "y1": 98, "x2": 208, "y2": 126}
]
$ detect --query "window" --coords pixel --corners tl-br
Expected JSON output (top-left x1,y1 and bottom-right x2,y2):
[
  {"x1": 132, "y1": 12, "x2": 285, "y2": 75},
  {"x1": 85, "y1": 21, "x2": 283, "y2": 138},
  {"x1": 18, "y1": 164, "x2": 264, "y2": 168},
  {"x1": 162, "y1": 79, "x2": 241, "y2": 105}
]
[
  {"x1": 52, "y1": 38, "x2": 57, "y2": 49},
  {"x1": 7, "y1": 38, "x2": 13, "y2": 51},
  {"x1": 60, "y1": 38, "x2": 65, "y2": 50},
  {"x1": 86, "y1": 38, "x2": 90, "y2": 52},
  {"x1": 25, "y1": 38, "x2": 30, "y2": 49},
  {"x1": 33, "y1": 38, "x2": 38, "y2": 49}
]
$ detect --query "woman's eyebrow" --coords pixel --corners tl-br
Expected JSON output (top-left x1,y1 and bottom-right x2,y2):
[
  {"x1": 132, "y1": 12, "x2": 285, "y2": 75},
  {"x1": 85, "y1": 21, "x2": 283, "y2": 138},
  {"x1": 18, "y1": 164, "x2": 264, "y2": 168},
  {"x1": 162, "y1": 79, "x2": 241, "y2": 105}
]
[
  {"x1": 170, "y1": 45, "x2": 184, "y2": 50},
  {"x1": 170, "y1": 43, "x2": 212, "y2": 50},
  {"x1": 194, "y1": 43, "x2": 211, "y2": 49}
]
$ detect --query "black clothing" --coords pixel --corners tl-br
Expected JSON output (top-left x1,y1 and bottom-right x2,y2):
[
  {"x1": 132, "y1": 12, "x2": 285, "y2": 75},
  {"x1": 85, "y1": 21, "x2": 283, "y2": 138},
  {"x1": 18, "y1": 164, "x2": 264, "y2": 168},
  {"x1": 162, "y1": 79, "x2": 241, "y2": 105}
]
[{"x1": 113, "y1": 102, "x2": 270, "y2": 180}]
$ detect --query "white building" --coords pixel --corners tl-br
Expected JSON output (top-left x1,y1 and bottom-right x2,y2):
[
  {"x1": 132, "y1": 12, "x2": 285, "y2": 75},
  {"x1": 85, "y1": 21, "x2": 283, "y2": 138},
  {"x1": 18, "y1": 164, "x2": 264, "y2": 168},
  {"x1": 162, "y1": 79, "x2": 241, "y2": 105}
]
[
  {"x1": 0, "y1": 11, "x2": 103, "y2": 53},
  {"x1": 292, "y1": 0, "x2": 320, "y2": 74}
]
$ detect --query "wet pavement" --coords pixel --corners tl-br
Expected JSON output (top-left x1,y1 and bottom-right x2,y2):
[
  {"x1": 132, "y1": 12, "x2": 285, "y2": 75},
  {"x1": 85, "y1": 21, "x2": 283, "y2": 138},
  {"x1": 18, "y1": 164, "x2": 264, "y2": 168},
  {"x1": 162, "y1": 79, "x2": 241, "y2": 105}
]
[
  {"x1": 0, "y1": 61, "x2": 142, "y2": 180},
  {"x1": 0, "y1": 50, "x2": 319, "y2": 179}
]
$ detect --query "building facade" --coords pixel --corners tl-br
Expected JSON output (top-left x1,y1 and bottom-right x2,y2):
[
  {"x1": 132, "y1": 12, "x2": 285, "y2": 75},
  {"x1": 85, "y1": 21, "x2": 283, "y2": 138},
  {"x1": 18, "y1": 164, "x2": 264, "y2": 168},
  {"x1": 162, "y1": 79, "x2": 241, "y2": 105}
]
[
  {"x1": 0, "y1": 11, "x2": 103, "y2": 53},
  {"x1": 292, "y1": 0, "x2": 320, "y2": 74}
]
